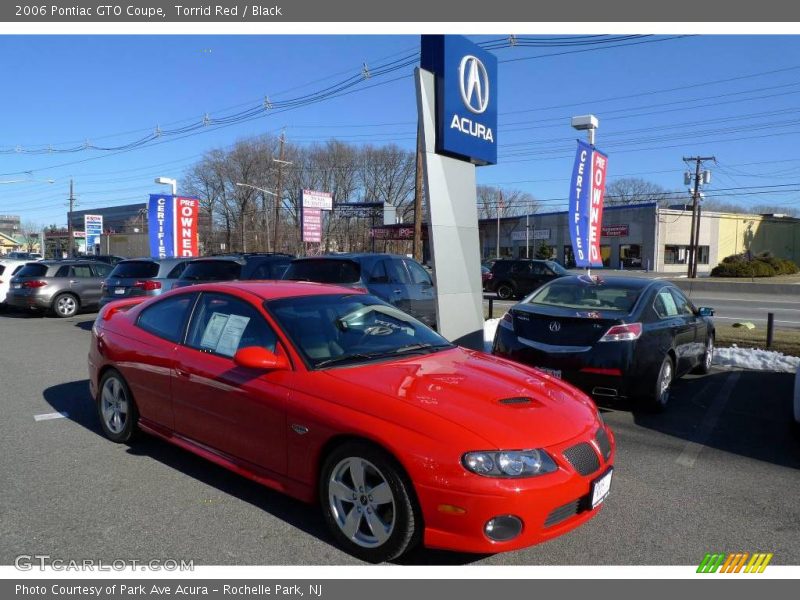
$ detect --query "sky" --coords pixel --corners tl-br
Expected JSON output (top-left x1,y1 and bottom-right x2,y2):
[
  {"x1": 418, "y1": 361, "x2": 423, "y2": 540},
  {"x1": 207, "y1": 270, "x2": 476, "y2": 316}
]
[{"x1": 2, "y1": 34, "x2": 800, "y2": 226}]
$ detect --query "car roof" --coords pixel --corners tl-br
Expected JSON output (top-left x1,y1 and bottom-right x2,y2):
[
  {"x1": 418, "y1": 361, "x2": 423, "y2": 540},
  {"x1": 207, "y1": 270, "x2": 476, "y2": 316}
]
[
  {"x1": 291, "y1": 253, "x2": 408, "y2": 262},
  {"x1": 177, "y1": 280, "x2": 364, "y2": 300}
]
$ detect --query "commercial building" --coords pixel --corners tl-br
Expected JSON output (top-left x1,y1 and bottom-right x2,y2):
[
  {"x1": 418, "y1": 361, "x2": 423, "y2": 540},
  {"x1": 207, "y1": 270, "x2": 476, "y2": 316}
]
[
  {"x1": 68, "y1": 203, "x2": 147, "y2": 233},
  {"x1": 478, "y1": 203, "x2": 800, "y2": 273},
  {"x1": 0, "y1": 214, "x2": 21, "y2": 237}
]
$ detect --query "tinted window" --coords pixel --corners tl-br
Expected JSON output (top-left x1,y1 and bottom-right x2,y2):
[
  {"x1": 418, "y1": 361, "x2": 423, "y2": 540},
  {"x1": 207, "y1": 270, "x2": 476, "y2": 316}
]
[
  {"x1": 368, "y1": 261, "x2": 389, "y2": 284},
  {"x1": 165, "y1": 261, "x2": 188, "y2": 279},
  {"x1": 530, "y1": 263, "x2": 549, "y2": 276},
  {"x1": 670, "y1": 288, "x2": 696, "y2": 316},
  {"x1": 93, "y1": 263, "x2": 113, "y2": 277},
  {"x1": 187, "y1": 293, "x2": 277, "y2": 357},
  {"x1": 268, "y1": 294, "x2": 450, "y2": 368},
  {"x1": 250, "y1": 259, "x2": 292, "y2": 280},
  {"x1": 547, "y1": 261, "x2": 568, "y2": 275},
  {"x1": 404, "y1": 260, "x2": 432, "y2": 285},
  {"x1": 654, "y1": 290, "x2": 679, "y2": 318},
  {"x1": 491, "y1": 262, "x2": 512, "y2": 275},
  {"x1": 110, "y1": 261, "x2": 160, "y2": 279},
  {"x1": 181, "y1": 260, "x2": 241, "y2": 281},
  {"x1": 527, "y1": 279, "x2": 641, "y2": 312},
  {"x1": 283, "y1": 259, "x2": 361, "y2": 284},
  {"x1": 72, "y1": 265, "x2": 94, "y2": 278},
  {"x1": 511, "y1": 262, "x2": 531, "y2": 275},
  {"x1": 16, "y1": 264, "x2": 49, "y2": 278},
  {"x1": 55, "y1": 265, "x2": 70, "y2": 278},
  {"x1": 137, "y1": 294, "x2": 195, "y2": 342},
  {"x1": 386, "y1": 259, "x2": 409, "y2": 284}
]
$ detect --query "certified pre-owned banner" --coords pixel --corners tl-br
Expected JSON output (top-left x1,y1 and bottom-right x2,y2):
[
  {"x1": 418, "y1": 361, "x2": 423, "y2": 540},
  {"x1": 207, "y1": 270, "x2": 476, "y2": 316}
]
[
  {"x1": 568, "y1": 140, "x2": 608, "y2": 268},
  {"x1": 148, "y1": 195, "x2": 200, "y2": 258}
]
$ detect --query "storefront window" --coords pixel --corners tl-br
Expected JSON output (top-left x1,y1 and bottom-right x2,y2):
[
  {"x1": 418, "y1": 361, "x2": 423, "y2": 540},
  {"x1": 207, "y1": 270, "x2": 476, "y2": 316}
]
[
  {"x1": 664, "y1": 245, "x2": 709, "y2": 265},
  {"x1": 620, "y1": 244, "x2": 642, "y2": 268}
]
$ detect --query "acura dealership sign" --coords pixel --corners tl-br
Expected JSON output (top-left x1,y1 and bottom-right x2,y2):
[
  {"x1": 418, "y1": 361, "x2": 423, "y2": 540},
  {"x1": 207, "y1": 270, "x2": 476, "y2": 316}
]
[{"x1": 421, "y1": 35, "x2": 498, "y2": 165}]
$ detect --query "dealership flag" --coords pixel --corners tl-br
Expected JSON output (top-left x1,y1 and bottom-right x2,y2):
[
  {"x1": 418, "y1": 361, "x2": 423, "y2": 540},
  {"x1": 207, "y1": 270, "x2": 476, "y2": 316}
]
[
  {"x1": 568, "y1": 140, "x2": 608, "y2": 268},
  {"x1": 148, "y1": 195, "x2": 200, "y2": 258}
]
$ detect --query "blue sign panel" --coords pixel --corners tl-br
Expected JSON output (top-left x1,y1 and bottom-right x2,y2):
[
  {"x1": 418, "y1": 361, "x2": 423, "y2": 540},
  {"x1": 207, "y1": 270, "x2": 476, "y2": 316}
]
[
  {"x1": 148, "y1": 194, "x2": 175, "y2": 258},
  {"x1": 84, "y1": 214, "x2": 103, "y2": 255},
  {"x1": 421, "y1": 35, "x2": 498, "y2": 165}
]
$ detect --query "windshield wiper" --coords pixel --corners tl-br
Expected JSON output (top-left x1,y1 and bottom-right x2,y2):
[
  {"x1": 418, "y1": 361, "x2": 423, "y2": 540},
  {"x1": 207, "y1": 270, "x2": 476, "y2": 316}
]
[
  {"x1": 315, "y1": 352, "x2": 393, "y2": 368},
  {"x1": 392, "y1": 342, "x2": 452, "y2": 355}
]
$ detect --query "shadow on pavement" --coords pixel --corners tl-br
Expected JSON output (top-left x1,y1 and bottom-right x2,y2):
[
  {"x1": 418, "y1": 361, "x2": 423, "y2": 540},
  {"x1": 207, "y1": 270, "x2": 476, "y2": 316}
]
[
  {"x1": 41, "y1": 379, "x2": 483, "y2": 565},
  {"x1": 74, "y1": 318, "x2": 94, "y2": 331},
  {"x1": 632, "y1": 369, "x2": 800, "y2": 471}
]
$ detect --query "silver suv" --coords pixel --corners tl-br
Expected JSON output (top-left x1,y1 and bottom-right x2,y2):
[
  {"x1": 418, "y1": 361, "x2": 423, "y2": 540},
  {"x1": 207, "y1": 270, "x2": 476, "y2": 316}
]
[{"x1": 6, "y1": 260, "x2": 113, "y2": 317}]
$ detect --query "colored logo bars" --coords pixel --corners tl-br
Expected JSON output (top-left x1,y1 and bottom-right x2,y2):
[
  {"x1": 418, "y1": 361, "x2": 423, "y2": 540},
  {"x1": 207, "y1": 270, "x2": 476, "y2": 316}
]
[
  {"x1": 568, "y1": 139, "x2": 608, "y2": 268},
  {"x1": 147, "y1": 194, "x2": 200, "y2": 259},
  {"x1": 697, "y1": 552, "x2": 773, "y2": 573}
]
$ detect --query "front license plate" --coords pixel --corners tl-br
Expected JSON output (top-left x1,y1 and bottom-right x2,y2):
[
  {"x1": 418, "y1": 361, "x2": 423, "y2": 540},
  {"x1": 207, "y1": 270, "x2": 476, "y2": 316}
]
[
  {"x1": 538, "y1": 367, "x2": 561, "y2": 379},
  {"x1": 591, "y1": 469, "x2": 613, "y2": 508},
  {"x1": 114, "y1": 288, "x2": 125, "y2": 295}
]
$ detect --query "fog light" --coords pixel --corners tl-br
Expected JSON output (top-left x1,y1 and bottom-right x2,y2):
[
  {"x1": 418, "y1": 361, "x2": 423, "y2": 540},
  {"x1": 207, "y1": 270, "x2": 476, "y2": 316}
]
[{"x1": 484, "y1": 515, "x2": 523, "y2": 542}]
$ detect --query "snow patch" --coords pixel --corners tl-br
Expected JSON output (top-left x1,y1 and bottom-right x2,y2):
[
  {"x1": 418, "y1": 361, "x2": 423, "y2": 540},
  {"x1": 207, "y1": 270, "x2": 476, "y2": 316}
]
[
  {"x1": 713, "y1": 345, "x2": 800, "y2": 373},
  {"x1": 484, "y1": 318, "x2": 500, "y2": 352}
]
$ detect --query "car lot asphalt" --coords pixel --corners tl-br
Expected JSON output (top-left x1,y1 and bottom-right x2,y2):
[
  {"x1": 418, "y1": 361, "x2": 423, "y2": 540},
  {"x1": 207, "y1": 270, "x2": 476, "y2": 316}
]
[{"x1": 1, "y1": 308, "x2": 798, "y2": 566}]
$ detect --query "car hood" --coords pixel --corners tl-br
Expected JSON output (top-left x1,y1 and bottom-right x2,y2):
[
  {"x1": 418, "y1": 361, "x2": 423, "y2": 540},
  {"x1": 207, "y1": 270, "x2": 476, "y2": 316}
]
[{"x1": 322, "y1": 347, "x2": 600, "y2": 449}]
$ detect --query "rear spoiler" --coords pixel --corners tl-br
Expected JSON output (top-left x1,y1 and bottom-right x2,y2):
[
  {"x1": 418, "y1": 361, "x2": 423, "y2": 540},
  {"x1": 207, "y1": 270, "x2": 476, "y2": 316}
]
[{"x1": 100, "y1": 297, "x2": 147, "y2": 321}]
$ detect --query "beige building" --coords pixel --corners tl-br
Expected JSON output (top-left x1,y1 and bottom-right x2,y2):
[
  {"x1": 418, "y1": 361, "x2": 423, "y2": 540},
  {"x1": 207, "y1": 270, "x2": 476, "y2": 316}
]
[{"x1": 480, "y1": 203, "x2": 800, "y2": 274}]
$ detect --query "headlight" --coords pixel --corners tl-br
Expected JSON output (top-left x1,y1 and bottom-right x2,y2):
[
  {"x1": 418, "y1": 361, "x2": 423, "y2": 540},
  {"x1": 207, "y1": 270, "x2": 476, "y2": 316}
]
[{"x1": 462, "y1": 449, "x2": 558, "y2": 478}]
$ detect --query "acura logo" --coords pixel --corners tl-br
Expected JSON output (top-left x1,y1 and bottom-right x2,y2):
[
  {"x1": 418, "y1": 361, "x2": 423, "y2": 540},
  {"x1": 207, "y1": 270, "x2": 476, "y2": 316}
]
[
  {"x1": 549, "y1": 321, "x2": 561, "y2": 333},
  {"x1": 459, "y1": 55, "x2": 490, "y2": 114}
]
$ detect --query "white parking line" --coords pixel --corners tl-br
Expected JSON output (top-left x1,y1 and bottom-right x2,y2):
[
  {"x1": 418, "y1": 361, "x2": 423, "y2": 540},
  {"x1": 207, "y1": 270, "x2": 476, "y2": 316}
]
[
  {"x1": 676, "y1": 372, "x2": 740, "y2": 468},
  {"x1": 33, "y1": 412, "x2": 68, "y2": 422}
]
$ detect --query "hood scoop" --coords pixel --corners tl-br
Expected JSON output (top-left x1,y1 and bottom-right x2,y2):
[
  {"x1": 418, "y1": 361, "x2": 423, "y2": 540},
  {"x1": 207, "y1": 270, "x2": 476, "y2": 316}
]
[{"x1": 498, "y1": 396, "x2": 536, "y2": 406}]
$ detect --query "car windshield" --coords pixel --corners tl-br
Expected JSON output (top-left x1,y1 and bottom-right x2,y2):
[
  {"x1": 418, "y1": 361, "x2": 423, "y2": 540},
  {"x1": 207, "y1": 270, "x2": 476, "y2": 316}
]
[
  {"x1": 109, "y1": 261, "x2": 160, "y2": 279},
  {"x1": 526, "y1": 278, "x2": 642, "y2": 312},
  {"x1": 283, "y1": 259, "x2": 361, "y2": 284},
  {"x1": 267, "y1": 294, "x2": 452, "y2": 368},
  {"x1": 181, "y1": 260, "x2": 241, "y2": 281},
  {"x1": 15, "y1": 263, "x2": 48, "y2": 277}
]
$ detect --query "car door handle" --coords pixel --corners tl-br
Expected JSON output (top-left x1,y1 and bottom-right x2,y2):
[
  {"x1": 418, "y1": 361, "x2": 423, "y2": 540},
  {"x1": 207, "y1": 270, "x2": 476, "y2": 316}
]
[
  {"x1": 393, "y1": 289, "x2": 402, "y2": 294},
  {"x1": 69, "y1": 280, "x2": 78, "y2": 284}
]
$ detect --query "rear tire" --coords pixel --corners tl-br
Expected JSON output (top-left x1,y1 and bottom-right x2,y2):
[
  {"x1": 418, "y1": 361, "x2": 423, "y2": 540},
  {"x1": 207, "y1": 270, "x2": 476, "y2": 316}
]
[
  {"x1": 320, "y1": 442, "x2": 421, "y2": 563},
  {"x1": 97, "y1": 369, "x2": 139, "y2": 443},
  {"x1": 51, "y1": 293, "x2": 79, "y2": 318},
  {"x1": 496, "y1": 283, "x2": 515, "y2": 300}
]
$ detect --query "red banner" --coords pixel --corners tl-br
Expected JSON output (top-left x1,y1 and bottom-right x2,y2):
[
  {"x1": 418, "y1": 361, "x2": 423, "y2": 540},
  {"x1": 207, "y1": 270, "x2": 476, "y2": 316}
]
[
  {"x1": 175, "y1": 197, "x2": 199, "y2": 257},
  {"x1": 588, "y1": 152, "x2": 608, "y2": 266}
]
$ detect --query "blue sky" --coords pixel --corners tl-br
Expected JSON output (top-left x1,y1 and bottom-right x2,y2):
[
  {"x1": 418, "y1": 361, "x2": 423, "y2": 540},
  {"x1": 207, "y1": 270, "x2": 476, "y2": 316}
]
[{"x1": 2, "y1": 34, "x2": 800, "y2": 226}]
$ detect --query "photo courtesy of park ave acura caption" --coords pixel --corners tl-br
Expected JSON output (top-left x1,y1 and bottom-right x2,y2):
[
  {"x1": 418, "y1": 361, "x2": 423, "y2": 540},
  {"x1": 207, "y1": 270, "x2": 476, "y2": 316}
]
[{"x1": 1, "y1": 0, "x2": 799, "y2": 597}]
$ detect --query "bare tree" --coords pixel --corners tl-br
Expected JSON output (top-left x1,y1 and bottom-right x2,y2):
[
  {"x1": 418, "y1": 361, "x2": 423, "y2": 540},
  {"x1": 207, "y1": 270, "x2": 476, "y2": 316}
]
[
  {"x1": 477, "y1": 184, "x2": 538, "y2": 219},
  {"x1": 18, "y1": 220, "x2": 42, "y2": 253},
  {"x1": 605, "y1": 177, "x2": 673, "y2": 206}
]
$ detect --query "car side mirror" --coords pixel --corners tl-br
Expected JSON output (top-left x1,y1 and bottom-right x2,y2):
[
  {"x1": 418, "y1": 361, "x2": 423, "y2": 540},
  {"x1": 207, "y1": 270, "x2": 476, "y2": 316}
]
[
  {"x1": 697, "y1": 307, "x2": 715, "y2": 317},
  {"x1": 233, "y1": 346, "x2": 290, "y2": 371}
]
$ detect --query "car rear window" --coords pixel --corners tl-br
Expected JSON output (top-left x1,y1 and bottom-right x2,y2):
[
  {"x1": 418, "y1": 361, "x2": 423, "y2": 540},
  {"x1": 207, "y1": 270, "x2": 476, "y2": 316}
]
[
  {"x1": 181, "y1": 260, "x2": 241, "y2": 281},
  {"x1": 283, "y1": 259, "x2": 361, "y2": 284},
  {"x1": 15, "y1": 264, "x2": 49, "y2": 278},
  {"x1": 110, "y1": 261, "x2": 160, "y2": 279},
  {"x1": 527, "y1": 279, "x2": 642, "y2": 312}
]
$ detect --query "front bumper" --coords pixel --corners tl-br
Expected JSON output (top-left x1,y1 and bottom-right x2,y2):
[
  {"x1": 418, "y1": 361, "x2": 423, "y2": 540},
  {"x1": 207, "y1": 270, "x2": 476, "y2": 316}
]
[{"x1": 416, "y1": 427, "x2": 616, "y2": 553}]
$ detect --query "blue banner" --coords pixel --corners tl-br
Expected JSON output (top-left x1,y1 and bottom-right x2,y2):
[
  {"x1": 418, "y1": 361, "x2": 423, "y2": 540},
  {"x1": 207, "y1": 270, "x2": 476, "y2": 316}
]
[
  {"x1": 148, "y1": 194, "x2": 175, "y2": 258},
  {"x1": 568, "y1": 140, "x2": 608, "y2": 268}
]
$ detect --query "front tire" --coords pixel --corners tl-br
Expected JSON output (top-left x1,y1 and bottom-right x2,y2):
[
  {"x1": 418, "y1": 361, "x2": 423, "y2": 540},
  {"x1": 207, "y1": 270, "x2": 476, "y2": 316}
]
[
  {"x1": 646, "y1": 355, "x2": 674, "y2": 412},
  {"x1": 97, "y1": 369, "x2": 139, "y2": 443},
  {"x1": 695, "y1": 335, "x2": 714, "y2": 375},
  {"x1": 320, "y1": 442, "x2": 421, "y2": 563},
  {"x1": 52, "y1": 293, "x2": 79, "y2": 318}
]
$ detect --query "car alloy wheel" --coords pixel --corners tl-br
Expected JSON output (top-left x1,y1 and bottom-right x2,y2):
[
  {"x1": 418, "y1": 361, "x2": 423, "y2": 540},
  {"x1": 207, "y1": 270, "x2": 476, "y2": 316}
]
[
  {"x1": 97, "y1": 370, "x2": 138, "y2": 443},
  {"x1": 655, "y1": 356, "x2": 673, "y2": 410},
  {"x1": 321, "y1": 442, "x2": 420, "y2": 562},
  {"x1": 496, "y1": 284, "x2": 514, "y2": 300},
  {"x1": 53, "y1": 293, "x2": 78, "y2": 318}
]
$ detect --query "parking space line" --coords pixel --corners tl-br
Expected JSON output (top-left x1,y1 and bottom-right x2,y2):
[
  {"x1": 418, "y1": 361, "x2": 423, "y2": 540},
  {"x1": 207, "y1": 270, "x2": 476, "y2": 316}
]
[
  {"x1": 675, "y1": 372, "x2": 740, "y2": 468},
  {"x1": 33, "y1": 412, "x2": 69, "y2": 422}
]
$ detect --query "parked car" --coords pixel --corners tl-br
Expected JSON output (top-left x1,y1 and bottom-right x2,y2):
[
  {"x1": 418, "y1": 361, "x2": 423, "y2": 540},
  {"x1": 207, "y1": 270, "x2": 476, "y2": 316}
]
[
  {"x1": 174, "y1": 253, "x2": 293, "y2": 288},
  {"x1": 6, "y1": 251, "x2": 43, "y2": 261},
  {"x1": 99, "y1": 258, "x2": 191, "y2": 309},
  {"x1": 282, "y1": 253, "x2": 437, "y2": 329},
  {"x1": 0, "y1": 259, "x2": 30, "y2": 306},
  {"x1": 485, "y1": 259, "x2": 568, "y2": 300},
  {"x1": 6, "y1": 260, "x2": 113, "y2": 317},
  {"x1": 87, "y1": 254, "x2": 125, "y2": 265},
  {"x1": 481, "y1": 265, "x2": 492, "y2": 286},
  {"x1": 89, "y1": 282, "x2": 614, "y2": 561},
  {"x1": 492, "y1": 275, "x2": 715, "y2": 411}
]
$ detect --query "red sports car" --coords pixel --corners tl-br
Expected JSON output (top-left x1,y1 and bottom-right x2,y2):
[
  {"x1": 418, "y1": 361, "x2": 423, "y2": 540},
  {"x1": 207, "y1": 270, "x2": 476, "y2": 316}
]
[{"x1": 88, "y1": 281, "x2": 615, "y2": 562}]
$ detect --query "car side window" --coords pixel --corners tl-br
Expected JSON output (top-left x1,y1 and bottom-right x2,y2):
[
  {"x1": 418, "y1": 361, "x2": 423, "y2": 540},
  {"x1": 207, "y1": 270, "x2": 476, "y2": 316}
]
[
  {"x1": 73, "y1": 265, "x2": 94, "y2": 278},
  {"x1": 530, "y1": 263, "x2": 549, "y2": 276},
  {"x1": 670, "y1": 288, "x2": 696, "y2": 316},
  {"x1": 404, "y1": 260, "x2": 432, "y2": 285},
  {"x1": 93, "y1": 263, "x2": 112, "y2": 277},
  {"x1": 186, "y1": 293, "x2": 277, "y2": 358},
  {"x1": 386, "y1": 259, "x2": 410, "y2": 284},
  {"x1": 368, "y1": 260, "x2": 389, "y2": 284},
  {"x1": 653, "y1": 290, "x2": 680, "y2": 319},
  {"x1": 55, "y1": 265, "x2": 71, "y2": 277},
  {"x1": 511, "y1": 261, "x2": 531, "y2": 275},
  {"x1": 137, "y1": 294, "x2": 196, "y2": 343},
  {"x1": 166, "y1": 262, "x2": 188, "y2": 279}
]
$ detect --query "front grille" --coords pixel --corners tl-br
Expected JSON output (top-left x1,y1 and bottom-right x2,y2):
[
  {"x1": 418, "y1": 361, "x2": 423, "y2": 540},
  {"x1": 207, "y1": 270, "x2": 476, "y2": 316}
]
[
  {"x1": 544, "y1": 499, "x2": 580, "y2": 528},
  {"x1": 595, "y1": 427, "x2": 612, "y2": 461},
  {"x1": 563, "y1": 442, "x2": 601, "y2": 476}
]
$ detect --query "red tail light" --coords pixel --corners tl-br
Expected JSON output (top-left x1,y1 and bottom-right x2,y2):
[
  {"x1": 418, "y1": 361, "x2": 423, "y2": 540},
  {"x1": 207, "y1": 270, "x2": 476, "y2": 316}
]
[
  {"x1": 499, "y1": 311, "x2": 514, "y2": 330},
  {"x1": 22, "y1": 280, "x2": 47, "y2": 289},
  {"x1": 580, "y1": 367, "x2": 623, "y2": 376},
  {"x1": 599, "y1": 322, "x2": 642, "y2": 342},
  {"x1": 134, "y1": 280, "x2": 162, "y2": 291}
]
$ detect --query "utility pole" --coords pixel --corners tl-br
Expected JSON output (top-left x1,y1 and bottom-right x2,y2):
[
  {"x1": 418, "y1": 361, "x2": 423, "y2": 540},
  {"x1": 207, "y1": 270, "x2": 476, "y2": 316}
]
[
  {"x1": 412, "y1": 128, "x2": 424, "y2": 262},
  {"x1": 683, "y1": 156, "x2": 715, "y2": 278},
  {"x1": 66, "y1": 178, "x2": 76, "y2": 258},
  {"x1": 273, "y1": 131, "x2": 287, "y2": 253},
  {"x1": 525, "y1": 211, "x2": 530, "y2": 258},
  {"x1": 496, "y1": 189, "x2": 503, "y2": 258}
]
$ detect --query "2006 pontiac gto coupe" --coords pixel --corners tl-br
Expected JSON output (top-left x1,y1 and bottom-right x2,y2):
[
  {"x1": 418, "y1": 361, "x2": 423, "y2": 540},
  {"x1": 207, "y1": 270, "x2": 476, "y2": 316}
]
[{"x1": 88, "y1": 281, "x2": 615, "y2": 562}]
